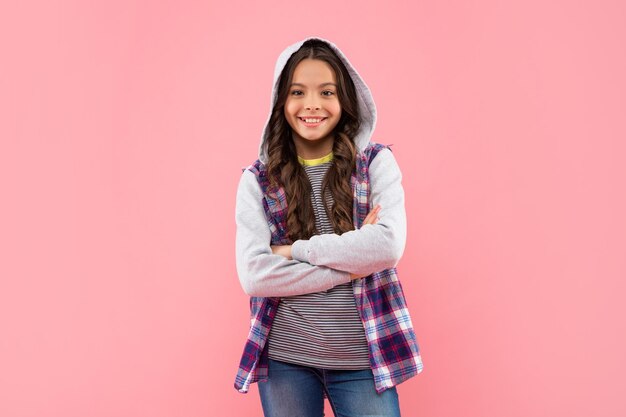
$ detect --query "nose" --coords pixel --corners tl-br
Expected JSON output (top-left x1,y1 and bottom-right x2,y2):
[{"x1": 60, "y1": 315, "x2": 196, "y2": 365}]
[{"x1": 305, "y1": 99, "x2": 321, "y2": 110}]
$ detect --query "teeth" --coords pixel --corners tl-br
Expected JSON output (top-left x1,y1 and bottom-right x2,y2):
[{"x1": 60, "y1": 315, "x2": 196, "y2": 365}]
[{"x1": 302, "y1": 118, "x2": 324, "y2": 123}]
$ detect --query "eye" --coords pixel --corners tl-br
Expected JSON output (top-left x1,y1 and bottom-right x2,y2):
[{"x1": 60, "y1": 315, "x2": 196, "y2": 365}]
[
  {"x1": 290, "y1": 90, "x2": 303, "y2": 96},
  {"x1": 322, "y1": 90, "x2": 335, "y2": 96}
]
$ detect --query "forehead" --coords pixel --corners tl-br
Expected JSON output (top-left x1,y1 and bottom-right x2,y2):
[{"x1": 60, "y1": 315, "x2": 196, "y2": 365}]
[{"x1": 291, "y1": 59, "x2": 336, "y2": 84}]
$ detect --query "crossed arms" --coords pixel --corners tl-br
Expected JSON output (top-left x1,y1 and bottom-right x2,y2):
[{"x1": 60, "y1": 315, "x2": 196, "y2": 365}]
[{"x1": 234, "y1": 148, "x2": 406, "y2": 297}]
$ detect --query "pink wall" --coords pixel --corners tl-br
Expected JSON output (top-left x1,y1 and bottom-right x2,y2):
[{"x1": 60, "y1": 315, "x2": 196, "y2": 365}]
[{"x1": 1, "y1": 1, "x2": 624, "y2": 416}]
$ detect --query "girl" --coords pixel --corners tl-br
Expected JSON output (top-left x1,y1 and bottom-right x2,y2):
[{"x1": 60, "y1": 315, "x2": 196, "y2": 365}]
[{"x1": 234, "y1": 36, "x2": 423, "y2": 417}]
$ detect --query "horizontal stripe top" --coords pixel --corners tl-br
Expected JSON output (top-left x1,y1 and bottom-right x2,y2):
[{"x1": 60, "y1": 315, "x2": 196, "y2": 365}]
[{"x1": 267, "y1": 152, "x2": 370, "y2": 369}]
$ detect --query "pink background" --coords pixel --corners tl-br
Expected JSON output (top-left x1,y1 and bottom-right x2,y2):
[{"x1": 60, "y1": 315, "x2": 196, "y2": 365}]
[{"x1": 1, "y1": 1, "x2": 625, "y2": 416}]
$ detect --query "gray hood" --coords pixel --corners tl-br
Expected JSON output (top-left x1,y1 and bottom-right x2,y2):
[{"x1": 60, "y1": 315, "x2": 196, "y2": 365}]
[{"x1": 258, "y1": 36, "x2": 377, "y2": 164}]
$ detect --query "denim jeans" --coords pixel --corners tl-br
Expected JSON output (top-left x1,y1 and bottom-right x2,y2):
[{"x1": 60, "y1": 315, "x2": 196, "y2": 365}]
[{"x1": 258, "y1": 359, "x2": 401, "y2": 417}]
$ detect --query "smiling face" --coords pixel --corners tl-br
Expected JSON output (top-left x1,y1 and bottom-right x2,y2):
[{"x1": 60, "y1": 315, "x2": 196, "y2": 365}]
[{"x1": 284, "y1": 59, "x2": 342, "y2": 159}]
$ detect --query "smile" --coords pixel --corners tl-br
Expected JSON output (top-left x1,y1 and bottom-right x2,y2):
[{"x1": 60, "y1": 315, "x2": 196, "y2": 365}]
[{"x1": 298, "y1": 117, "x2": 327, "y2": 127}]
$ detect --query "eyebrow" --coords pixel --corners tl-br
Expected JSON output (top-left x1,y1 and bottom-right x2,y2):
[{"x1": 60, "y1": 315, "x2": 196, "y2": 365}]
[{"x1": 289, "y1": 82, "x2": 337, "y2": 88}]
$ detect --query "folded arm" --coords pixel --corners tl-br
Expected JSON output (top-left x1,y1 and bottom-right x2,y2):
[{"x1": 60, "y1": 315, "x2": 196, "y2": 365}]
[
  {"x1": 290, "y1": 148, "x2": 407, "y2": 275},
  {"x1": 235, "y1": 169, "x2": 352, "y2": 297}
]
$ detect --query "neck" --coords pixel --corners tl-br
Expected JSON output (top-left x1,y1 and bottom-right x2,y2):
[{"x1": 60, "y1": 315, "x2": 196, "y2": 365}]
[{"x1": 292, "y1": 134, "x2": 334, "y2": 160}]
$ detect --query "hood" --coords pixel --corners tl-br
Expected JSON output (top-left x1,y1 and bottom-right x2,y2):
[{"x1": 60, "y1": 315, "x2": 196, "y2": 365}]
[{"x1": 258, "y1": 36, "x2": 377, "y2": 165}]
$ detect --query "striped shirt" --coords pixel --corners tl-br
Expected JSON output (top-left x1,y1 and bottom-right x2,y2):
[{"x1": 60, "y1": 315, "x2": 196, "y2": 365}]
[
  {"x1": 267, "y1": 157, "x2": 370, "y2": 369},
  {"x1": 234, "y1": 143, "x2": 424, "y2": 394}
]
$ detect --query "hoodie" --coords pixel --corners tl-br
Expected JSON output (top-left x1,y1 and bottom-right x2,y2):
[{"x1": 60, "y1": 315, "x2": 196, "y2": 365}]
[
  {"x1": 257, "y1": 36, "x2": 377, "y2": 165},
  {"x1": 234, "y1": 36, "x2": 423, "y2": 394}
]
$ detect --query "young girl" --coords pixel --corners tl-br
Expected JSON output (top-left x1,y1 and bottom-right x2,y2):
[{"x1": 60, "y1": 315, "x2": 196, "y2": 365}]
[{"x1": 234, "y1": 36, "x2": 423, "y2": 417}]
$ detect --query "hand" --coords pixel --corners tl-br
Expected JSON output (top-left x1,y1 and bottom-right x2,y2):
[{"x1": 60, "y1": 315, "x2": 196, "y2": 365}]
[
  {"x1": 350, "y1": 204, "x2": 381, "y2": 280},
  {"x1": 271, "y1": 244, "x2": 292, "y2": 260},
  {"x1": 350, "y1": 272, "x2": 369, "y2": 280},
  {"x1": 362, "y1": 204, "x2": 381, "y2": 226}
]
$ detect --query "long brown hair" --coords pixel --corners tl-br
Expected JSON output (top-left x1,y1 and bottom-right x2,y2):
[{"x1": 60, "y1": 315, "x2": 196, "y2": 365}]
[{"x1": 265, "y1": 39, "x2": 361, "y2": 241}]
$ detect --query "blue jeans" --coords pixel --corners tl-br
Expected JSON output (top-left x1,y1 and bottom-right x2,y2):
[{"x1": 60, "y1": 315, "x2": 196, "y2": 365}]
[{"x1": 258, "y1": 359, "x2": 401, "y2": 417}]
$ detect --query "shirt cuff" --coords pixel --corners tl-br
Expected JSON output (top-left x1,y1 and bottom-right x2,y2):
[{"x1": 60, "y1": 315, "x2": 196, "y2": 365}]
[
  {"x1": 291, "y1": 239, "x2": 312, "y2": 263},
  {"x1": 329, "y1": 269, "x2": 352, "y2": 287}
]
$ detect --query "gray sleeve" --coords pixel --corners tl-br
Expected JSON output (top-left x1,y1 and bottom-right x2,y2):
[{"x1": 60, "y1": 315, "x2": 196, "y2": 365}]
[
  {"x1": 290, "y1": 148, "x2": 407, "y2": 275},
  {"x1": 235, "y1": 169, "x2": 352, "y2": 297}
]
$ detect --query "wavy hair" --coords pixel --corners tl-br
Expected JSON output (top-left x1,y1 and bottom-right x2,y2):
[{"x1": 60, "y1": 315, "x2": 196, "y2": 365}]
[{"x1": 265, "y1": 39, "x2": 361, "y2": 241}]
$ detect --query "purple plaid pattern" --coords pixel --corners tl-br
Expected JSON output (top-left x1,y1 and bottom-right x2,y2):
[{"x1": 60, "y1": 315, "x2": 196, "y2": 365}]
[{"x1": 234, "y1": 143, "x2": 423, "y2": 393}]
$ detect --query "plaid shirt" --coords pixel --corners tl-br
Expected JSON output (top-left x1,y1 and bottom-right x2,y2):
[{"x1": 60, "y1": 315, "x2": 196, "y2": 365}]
[{"x1": 234, "y1": 143, "x2": 424, "y2": 394}]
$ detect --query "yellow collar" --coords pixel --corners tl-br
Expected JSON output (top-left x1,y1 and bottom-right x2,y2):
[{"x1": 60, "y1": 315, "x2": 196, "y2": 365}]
[{"x1": 298, "y1": 151, "x2": 334, "y2": 166}]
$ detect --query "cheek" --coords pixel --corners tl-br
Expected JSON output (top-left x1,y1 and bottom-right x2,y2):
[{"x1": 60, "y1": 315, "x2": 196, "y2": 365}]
[
  {"x1": 284, "y1": 99, "x2": 298, "y2": 118},
  {"x1": 283, "y1": 103, "x2": 299, "y2": 130},
  {"x1": 329, "y1": 101, "x2": 342, "y2": 117},
  {"x1": 330, "y1": 105, "x2": 342, "y2": 126}
]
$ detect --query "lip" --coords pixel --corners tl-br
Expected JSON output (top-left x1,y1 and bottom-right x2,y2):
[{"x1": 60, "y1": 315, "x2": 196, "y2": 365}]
[{"x1": 298, "y1": 116, "x2": 327, "y2": 127}]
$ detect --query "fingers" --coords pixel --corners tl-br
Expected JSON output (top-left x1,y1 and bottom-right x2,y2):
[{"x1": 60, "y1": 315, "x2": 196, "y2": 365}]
[
  {"x1": 271, "y1": 245, "x2": 292, "y2": 260},
  {"x1": 363, "y1": 207, "x2": 374, "y2": 224},
  {"x1": 362, "y1": 204, "x2": 381, "y2": 225},
  {"x1": 350, "y1": 272, "x2": 371, "y2": 280}
]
